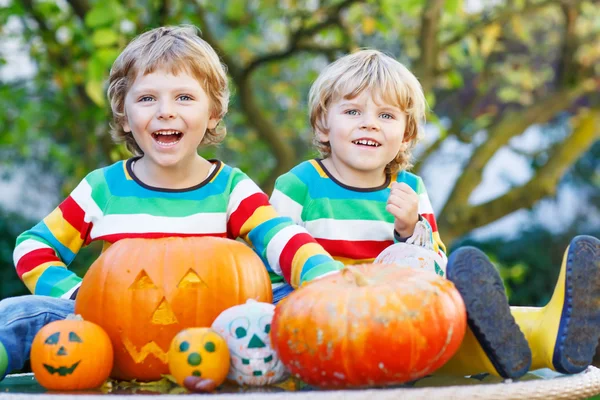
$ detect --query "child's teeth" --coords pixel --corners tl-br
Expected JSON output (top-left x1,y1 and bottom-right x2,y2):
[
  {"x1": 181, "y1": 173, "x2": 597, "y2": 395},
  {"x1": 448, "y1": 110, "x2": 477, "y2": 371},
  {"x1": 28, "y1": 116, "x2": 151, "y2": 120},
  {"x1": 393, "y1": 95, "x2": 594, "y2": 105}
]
[{"x1": 354, "y1": 139, "x2": 379, "y2": 147}]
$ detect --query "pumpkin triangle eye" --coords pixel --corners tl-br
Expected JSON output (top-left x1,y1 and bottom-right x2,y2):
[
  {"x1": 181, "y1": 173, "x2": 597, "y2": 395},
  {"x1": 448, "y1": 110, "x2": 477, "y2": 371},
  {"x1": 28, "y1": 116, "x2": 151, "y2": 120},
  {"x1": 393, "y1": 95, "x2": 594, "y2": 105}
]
[
  {"x1": 177, "y1": 269, "x2": 207, "y2": 288},
  {"x1": 69, "y1": 332, "x2": 83, "y2": 342},
  {"x1": 45, "y1": 332, "x2": 60, "y2": 345},
  {"x1": 129, "y1": 270, "x2": 157, "y2": 289}
]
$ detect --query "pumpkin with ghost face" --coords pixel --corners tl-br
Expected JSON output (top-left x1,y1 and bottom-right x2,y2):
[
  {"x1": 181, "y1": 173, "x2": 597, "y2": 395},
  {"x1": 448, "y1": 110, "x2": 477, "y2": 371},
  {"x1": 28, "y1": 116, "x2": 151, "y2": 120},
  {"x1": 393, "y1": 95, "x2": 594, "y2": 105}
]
[
  {"x1": 30, "y1": 316, "x2": 113, "y2": 390},
  {"x1": 75, "y1": 237, "x2": 272, "y2": 381},
  {"x1": 212, "y1": 300, "x2": 288, "y2": 385},
  {"x1": 168, "y1": 328, "x2": 230, "y2": 388}
]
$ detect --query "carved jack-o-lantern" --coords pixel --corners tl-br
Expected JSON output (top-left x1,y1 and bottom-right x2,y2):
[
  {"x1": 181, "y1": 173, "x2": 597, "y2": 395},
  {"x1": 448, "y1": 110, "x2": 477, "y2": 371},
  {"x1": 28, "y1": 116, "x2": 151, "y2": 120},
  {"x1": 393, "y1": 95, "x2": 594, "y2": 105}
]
[
  {"x1": 212, "y1": 300, "x2": 289, "y2": 385},
  {"x1": 30, "y1": 317, "x2": 113, "y2": 390},
  {"x1": 168, "y1": 328, "x2": 230, "y2": 388},
  {"x1": 75, "y1": 237, "x2": 272, "y2": 381}
]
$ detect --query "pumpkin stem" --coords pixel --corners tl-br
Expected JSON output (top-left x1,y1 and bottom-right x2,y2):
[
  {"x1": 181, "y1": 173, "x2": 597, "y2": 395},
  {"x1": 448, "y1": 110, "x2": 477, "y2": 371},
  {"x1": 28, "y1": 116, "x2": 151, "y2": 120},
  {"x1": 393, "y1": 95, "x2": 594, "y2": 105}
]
[
  {"x1": 342, "y1": 266, "x2": 371, "y2": 287},
  {"x1": 65, "y1": 314, "x2": 84, "y2": 321}
]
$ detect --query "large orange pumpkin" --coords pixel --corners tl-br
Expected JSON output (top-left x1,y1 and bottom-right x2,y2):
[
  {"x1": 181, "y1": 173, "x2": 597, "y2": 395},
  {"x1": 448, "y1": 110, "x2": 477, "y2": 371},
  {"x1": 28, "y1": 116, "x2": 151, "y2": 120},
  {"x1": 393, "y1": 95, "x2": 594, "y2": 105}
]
[
  {"x1": 75, "y1": 237, "x2": 272, "y2": 381},
  {"x1": 271, "y1": 265, "x2": 466, "y2": 388},
  {"x1": 30, "y1": 316, "x2": 113, "y2": 390}
]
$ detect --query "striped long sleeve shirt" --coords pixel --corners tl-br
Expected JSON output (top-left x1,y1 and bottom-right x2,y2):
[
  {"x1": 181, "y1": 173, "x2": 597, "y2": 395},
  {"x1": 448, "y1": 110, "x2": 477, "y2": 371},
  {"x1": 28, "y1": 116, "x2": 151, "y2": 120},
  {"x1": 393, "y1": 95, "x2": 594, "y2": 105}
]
[
  {"x1": 13, "y1": 158, "x2": 342, "y2": 298},
  {"x1": 270, "y1": 159, "x2": 447, "y2": 265}
]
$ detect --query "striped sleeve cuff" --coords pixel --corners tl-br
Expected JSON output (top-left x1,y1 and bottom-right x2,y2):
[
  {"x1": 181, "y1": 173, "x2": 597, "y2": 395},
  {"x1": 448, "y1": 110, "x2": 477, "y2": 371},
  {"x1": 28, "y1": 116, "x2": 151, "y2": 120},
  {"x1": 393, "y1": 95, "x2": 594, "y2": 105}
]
[
  {"x1": 299, "y1": 261, "x2": 344, "y2": 286},
  {"x1": 393, "y1": 214, "x2": 423, "y2": 243}
]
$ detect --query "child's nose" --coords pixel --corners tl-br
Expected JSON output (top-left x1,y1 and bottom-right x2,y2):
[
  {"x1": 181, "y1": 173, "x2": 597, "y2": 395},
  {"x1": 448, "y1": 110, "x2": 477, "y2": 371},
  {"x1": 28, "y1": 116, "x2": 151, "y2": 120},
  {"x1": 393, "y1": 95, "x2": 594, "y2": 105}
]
[
  {"x1": 157, "y1": 101, "x2": 178, "y2": 120},
  {"x1": 360, "y1": 114, "x2": 379, "y2": 130}
]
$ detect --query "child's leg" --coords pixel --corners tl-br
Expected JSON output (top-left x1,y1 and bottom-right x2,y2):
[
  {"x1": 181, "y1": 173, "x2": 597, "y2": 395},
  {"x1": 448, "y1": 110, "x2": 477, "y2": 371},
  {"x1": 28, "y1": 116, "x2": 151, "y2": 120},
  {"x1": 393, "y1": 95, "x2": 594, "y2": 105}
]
[
  {"x1": 511, "y1": 235, "x2": 600, "y2": 373},
  {"x1": 0, "y1": 295, "x2": 74, "y2": 380},
  {"x1": 272, "y1": 283, "x2": 294, "y2": 305},
  {"x1": 436, "y1": 246, "x2": 532, "y2": 379}
]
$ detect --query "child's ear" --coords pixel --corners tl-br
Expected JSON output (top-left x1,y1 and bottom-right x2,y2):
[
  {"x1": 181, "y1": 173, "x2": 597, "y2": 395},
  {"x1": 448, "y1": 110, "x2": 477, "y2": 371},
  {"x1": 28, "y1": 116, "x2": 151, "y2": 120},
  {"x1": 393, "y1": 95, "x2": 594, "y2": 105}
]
[
  {"x1": 207, "y1": 115, "x2": 219, "y2": 130},
  {"x1": 316, "y1": 127, "x2": 329, "y2": 143},
  {"x1": 122, "y1": 119, "x2": 131, "y2": 133},
  {"x1": 316, "y1": 115, "x2": 330, "y2": 142}
]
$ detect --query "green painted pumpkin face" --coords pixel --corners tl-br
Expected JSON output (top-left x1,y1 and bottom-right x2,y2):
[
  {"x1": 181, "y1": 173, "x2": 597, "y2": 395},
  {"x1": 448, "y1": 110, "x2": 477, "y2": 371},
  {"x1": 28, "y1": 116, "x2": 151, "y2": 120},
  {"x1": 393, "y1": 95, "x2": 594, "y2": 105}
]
[
  {"x1": 30, "y1": 319, "x2": 114, "y2": 391},
  {"x1": 41, "y1": 331, "x2": 83, "y2": 376},
  {"x1": 168, "y1": 328, "x2": 230, "y2": 388},
  {"x1": 211, "y1": 300, "x2": 289, "y2": 385}
]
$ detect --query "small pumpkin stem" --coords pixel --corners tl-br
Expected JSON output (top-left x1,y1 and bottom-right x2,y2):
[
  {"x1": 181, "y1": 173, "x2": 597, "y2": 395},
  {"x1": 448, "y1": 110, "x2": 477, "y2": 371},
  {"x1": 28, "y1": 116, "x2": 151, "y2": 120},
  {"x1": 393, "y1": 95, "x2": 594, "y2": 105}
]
[
  {"x1": 65, "y1": 314, "x2": 84, "y2": 321},
  {"x1": 342, "y1": 266, "x2": 371, "y2": 287}
]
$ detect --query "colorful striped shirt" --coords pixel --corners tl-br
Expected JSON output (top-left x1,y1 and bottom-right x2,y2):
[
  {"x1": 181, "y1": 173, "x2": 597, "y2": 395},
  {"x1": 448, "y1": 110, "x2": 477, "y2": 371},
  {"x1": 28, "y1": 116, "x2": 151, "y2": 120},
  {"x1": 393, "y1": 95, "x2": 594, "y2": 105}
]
[
  {"x1": 13, "y1": 158, "x2": 342, "y2": 298},
  {"x1": 270, "y1": 159, "x2": 447, "y2": 265}
]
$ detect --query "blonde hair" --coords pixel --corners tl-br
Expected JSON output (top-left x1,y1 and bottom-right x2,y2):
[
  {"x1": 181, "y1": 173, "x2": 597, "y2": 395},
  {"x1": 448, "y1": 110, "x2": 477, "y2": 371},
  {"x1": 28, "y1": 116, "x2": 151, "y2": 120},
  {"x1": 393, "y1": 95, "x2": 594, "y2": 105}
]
[
  {"x1": 308, "y1": 49, "x2": 427, "y2": 174},
  {"x1": 107, "y1": 25, "x2": 229, "y2": 156}
]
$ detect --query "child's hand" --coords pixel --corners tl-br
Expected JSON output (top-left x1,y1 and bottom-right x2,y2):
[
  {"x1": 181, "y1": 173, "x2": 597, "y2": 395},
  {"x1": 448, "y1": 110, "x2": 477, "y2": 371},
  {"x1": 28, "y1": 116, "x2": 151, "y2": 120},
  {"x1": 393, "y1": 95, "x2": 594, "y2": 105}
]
[{"x1": 386, "y1": 182, "x2": 419, "y2": 239}]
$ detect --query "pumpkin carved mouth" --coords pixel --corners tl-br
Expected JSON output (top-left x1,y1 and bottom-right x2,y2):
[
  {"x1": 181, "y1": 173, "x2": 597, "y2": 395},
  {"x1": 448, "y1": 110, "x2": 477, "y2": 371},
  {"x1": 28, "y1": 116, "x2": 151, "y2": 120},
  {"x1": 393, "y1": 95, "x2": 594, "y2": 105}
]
[
  {"x1": 43, "y1": 361, "x2": 81, "y2": 376},
  {"x1": 230, "y1": 351, "x2": 282, "y2": 378},
  {"x1": 122, "y1": 337, "x2": 169, "y2": 363}
]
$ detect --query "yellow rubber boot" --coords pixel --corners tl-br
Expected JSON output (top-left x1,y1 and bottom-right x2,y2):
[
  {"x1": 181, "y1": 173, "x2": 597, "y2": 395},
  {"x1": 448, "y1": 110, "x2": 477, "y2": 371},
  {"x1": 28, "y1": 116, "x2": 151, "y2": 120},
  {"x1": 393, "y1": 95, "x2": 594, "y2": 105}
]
[
  {"x1": 511, "y1": 235, "x2": 600, "y2": 373},
  {"x1": 436, "y1": 326, "x2": 505, "y2": 377},
  {"x1": 436, "y1": 247, "x2": 531, "y2": 379}
]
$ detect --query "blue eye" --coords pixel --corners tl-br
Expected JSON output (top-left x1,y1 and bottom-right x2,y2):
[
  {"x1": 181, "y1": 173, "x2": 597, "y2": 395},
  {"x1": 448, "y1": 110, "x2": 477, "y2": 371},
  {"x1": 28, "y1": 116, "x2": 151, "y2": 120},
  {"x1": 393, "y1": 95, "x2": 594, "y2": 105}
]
[
  {"x1": 235, "y1": 327, "x2": 247, "y2": 339},
  {"x1": 381, "y1": 113, "x2": 394, "y2": 119},
  {"x1": 139, "y1": 96, "x2": 154, "y2": 102},
  {"x1": 69, "y1": 332, "x2": 83, "y2": 342},
  {"x1": 178, "y1": 95, "x2": 192, "y2": 101},
  {"x1": 345, "y1": 109, "x2": 359, "y2": 115},
  {"x1": 229, "y1": 317, "x2": 250, "y2": 339},
  {"x1": 45, "y1": 332, "x2": 60, "y2": 345}
]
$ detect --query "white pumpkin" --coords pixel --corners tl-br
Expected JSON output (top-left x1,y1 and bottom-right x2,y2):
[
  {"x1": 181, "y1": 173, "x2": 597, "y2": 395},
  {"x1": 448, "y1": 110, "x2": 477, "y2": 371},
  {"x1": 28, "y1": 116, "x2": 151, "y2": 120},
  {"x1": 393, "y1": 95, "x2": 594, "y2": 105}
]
[
  {"x1": 374, "y1": 242, "x2": 446, "y2": 277},
  {"x1": 211, "y1": 299, "x2": 288, "y2": 385}
]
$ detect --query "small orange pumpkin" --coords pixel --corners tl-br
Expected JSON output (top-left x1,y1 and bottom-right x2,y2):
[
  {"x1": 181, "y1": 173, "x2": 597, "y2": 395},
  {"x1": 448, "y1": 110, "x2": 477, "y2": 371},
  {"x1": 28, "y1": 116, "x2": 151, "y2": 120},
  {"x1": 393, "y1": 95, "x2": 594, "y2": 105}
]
[
  {"x1": 271, "y1": 265, "x2": 467, "y2": 388},
  {"x1": 168, "y1": 328, "x2": 230, "y2": 388},
  {"x1": 30, "y1": 315, "x2": 113, "y2": 390},
  {"x1": 75, "y1": 236, "x2": 271, "y2": 381}
]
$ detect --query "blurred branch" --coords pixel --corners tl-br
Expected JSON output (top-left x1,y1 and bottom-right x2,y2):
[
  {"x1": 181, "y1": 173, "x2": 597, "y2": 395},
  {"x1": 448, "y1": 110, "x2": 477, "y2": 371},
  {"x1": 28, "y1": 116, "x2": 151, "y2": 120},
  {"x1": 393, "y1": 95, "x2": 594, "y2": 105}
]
[
  {"x1": 64, "y1": 0, "x2": 90, "y2": 19},
  {"x1": 417, "y1": 0, "x2": 444, "y2": 93},
  {"x1": 196, "y1": 1, "x2": 361, "y2": 191},
  {"x1": 413, "y1": 132, "x2": 446, "y2": 174},
  {"x1": 443, "y1": 109, "x2": 600, "y2": 243},
  {"x1": 244, "y1": 43, "x2": 347, "y2": 78},
  {"x1": 439, "y1": 84, "x2": 589, "y2": 238},
  {"x1": 242, "y1": 0, "x2": 362, "y2": 79},
  {"x1": 195, "y1": 8, "x2": 241, "y2": 79},
  {"x1": 556, "y1": 2, "x2": 579, "y2": 88},
  {"x1": 442, "y1": 0, "x2": 585, "y2": 49},
  {"x1": 196, "y1": 5, "x2": 293, "y2": 192},
  {"x1": 157, "y1": 0, "x2": 171, "y2": 26}
]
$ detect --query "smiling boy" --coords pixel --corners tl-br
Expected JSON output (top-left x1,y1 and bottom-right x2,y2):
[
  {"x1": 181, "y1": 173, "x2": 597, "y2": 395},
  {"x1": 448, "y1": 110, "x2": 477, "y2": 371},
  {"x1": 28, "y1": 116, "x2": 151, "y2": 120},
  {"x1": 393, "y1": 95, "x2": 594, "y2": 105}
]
[
  {"x1": 271, "y1": 49, "x2": 600, "y2": 379},
  {"x1": 0, "y1": 25, "x2": 342, "y2": 381}
]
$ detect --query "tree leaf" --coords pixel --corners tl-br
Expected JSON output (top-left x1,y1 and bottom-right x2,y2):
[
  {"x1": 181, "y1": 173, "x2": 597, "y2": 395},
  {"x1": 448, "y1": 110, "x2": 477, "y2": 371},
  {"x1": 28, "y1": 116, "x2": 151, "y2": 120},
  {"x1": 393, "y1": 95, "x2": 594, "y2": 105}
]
[
  {"x1": 480, "y1": 23, "x2": 501, "y2": 57},
  {"x1": 85, "y1": 80, "x2": 105, "y2": 107},
  {"x1": 362, "y1": 16, "x2": 377, "y2": 36},
  {"x1": 92, "y1": 29, "x2": 119, "y2": 47},
  {"x1": 444, "y1": 0, "x2": 461, "y2": 15}
]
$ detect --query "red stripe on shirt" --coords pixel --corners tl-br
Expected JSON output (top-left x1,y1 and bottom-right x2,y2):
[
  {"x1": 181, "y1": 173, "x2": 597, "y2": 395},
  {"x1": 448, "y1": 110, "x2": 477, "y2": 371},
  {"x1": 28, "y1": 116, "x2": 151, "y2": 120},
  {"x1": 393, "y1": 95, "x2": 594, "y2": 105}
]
[
  {"x1": 59, "y1": 196, "x2": 92, "y2": 241},
  {"x1": 16, "y1": 247, "x2": 61, "y2": 278},
  {"x1": 317, "y1": 238, "x2": 393, "y2": 261},
  {"x1": 279, "y1": 232, "x2": 316, "y2": 284},
  {"x1": 421, "y1": 213, "x2": 438, "y2": 232},
  {"x1": 227, "y1": 192, "x2": 270, "y2": 239},
  {"x1": 96, "y1": 232, "x2": 228, "y2": 244}
]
